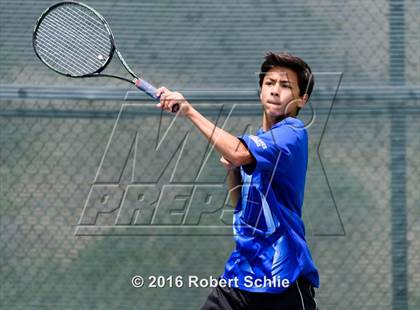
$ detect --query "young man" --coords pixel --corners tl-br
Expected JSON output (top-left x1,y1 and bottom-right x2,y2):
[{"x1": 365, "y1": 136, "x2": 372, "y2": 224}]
[{"x1": 156, "y1": 52, "x2": 319, "y2": 309}]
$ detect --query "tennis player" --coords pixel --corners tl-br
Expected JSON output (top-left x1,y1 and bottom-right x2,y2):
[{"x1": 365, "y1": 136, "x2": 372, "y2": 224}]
[{"x1": 156, "y1": 52, "x2": 319, "y2": 310}]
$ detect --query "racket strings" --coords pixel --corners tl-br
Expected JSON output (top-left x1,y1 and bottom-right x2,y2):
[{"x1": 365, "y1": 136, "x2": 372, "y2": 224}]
[
  {"x1": 36, "y1": 20, "x2": 100, "y2": 74},
  {"x1": 50, "y1": 6, "x2": 110, "y2": 62},
  {"x1": 36, "y1": 17, "x2": 107, "y2": 75},
  {"x1": 41, "y1": 10, "x2": 108, "y2": 56},
  {"x1": 38, "y1": 16, "x2": 106, "y2": 72},
  {"x1": 34, "y1": 3, "x2": 113, "y2": 76},
  {"x1": 71, "y1": 6, "x2": 109, "y2": 35},
  {"x1": 59, "y1": 6, "x2": 110, "y2": 47},
  {"x1": 36, "y1": 35, "x2": 92, "y2": 76},
  {"x1": 36, "y1": 32, "x2": 96, "y2": 76}
]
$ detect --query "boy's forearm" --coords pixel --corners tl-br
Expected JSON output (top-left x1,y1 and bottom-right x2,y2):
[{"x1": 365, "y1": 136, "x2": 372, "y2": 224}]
[
  {"x1": 185, "y1": 106, "x2": 253, "y2": 167},
  {"x1": 226, "y1": 168, "x2": 242, "y2": 207}
]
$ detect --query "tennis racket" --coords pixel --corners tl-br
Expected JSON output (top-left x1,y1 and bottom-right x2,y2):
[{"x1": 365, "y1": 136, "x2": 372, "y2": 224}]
[{"x1": 33, "y1": 1, "x2": 179, "y2": 112}]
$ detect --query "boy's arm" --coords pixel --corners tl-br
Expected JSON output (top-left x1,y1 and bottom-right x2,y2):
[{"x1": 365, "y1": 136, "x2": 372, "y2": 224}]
[
  {"x1": 156, "y1": 88, "x2": 254, "y2": 167},
  {"x1": 220, "y1": 157, "x2": 242, "y2": 208}
]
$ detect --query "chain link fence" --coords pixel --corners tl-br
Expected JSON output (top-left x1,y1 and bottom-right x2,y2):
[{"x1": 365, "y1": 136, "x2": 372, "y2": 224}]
[{"x1": 1, "y1": 96, "x2": 419, "y2": 309}]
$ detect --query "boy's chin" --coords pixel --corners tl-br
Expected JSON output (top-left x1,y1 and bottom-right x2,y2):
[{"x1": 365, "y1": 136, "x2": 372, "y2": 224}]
[{"x1": 265, "y1": 109, "x2": 285, "y2": 118}]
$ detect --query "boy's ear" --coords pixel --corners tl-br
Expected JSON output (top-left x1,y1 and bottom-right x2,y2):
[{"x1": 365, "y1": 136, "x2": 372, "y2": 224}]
[{"x1": 298, "y1": 94, "x2": 309, "y2": 108}]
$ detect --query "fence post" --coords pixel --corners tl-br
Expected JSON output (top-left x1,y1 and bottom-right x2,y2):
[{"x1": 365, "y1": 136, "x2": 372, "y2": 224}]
[{"x1": 389, "y1": 0, "x2": 408, "y2": 309}]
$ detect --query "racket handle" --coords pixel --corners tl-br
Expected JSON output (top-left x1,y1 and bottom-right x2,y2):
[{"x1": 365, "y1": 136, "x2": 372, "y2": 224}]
[{"x1": 135, "y1": 79, "x2": 179, "y2": 113}]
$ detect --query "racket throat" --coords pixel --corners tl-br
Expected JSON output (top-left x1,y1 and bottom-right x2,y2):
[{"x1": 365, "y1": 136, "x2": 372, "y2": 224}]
[{"x1": 116, "y1": 50, "x2": 138, "y2": 79}]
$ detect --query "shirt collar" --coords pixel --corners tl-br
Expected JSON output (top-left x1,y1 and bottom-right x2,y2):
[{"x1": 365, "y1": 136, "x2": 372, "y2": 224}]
[{"x1": 257, "y1": 117, "x2": 303, "y2": 134}]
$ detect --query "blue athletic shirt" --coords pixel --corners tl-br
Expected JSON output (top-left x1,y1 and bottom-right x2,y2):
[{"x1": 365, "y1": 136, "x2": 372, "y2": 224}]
[{"x1": 221, "y1": 117, "x2": 319, "y2": 293}]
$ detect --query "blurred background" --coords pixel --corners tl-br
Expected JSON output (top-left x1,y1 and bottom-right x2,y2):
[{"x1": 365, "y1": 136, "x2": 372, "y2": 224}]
[{"x1": 0, "y1": 0, "x2": 419, "y2": 309}]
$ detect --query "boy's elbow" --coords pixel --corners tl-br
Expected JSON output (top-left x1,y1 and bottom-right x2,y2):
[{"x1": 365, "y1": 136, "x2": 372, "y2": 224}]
[
  {"x1": 230, "y1": 151, "x2": 254, "y2": 167},
  {"x1": 230, "y1": 158, "x2": 242, "y2": 168}
]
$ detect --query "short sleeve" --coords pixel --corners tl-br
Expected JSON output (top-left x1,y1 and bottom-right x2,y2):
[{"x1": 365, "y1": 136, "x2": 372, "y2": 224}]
[{"x1": 239, "y1": 126, "x2": 297, "y2": 175}]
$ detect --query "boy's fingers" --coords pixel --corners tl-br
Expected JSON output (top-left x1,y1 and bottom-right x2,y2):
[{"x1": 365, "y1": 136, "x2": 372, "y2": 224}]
[
  {"x1": 155, "y1": 87, "x2": 163, "y2": 97},
  {"x1": 156, "y1": 86, "x2": 169, "y2": 98}
]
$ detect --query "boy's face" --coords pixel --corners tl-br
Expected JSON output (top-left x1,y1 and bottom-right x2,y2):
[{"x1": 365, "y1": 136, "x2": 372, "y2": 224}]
[{"x1": 260, "y1": 66, "x2": 306, "y2": 118}]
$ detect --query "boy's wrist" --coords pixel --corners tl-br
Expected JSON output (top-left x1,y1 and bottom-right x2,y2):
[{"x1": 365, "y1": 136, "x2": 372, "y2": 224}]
[{"x1": 183, "y1": 103, "x2": 195, "y2": 118}]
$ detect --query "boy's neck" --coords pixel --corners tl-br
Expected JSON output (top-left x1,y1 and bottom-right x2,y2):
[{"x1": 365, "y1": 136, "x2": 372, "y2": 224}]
[{"x1": 262, "y1": 113, "x2": 295, "y2": 131}]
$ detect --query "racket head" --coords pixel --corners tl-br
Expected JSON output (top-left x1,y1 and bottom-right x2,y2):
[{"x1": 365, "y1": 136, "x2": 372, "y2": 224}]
[{"x1": 33, "y1": 1, "x2": 115, "y2": 78}]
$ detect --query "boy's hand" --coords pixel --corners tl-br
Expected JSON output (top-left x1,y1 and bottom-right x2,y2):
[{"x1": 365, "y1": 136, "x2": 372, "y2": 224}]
[
  {"x1": 156, "y1": 87, "x2": 191, "y2": 115},
  {"x1": 220, "y1": 156, "x2": 239, "y2": 171}
]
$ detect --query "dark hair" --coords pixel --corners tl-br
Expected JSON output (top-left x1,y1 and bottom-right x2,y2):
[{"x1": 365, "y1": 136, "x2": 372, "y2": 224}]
[{"x1": 259, "y1": 52, "x2": 314, "y2": 99}]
